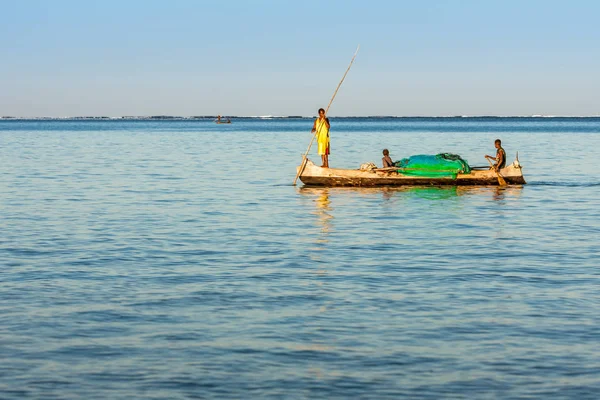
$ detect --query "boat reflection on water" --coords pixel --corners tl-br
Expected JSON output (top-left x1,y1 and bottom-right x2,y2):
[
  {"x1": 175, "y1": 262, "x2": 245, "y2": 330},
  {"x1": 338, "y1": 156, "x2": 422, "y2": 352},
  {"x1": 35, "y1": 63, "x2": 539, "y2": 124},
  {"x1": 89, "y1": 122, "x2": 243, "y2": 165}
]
[
  {"x1": 298, "y1": 184, "x2": 524, "y2": 262},
  {"x1": 456, "y1": 185, "x2": 525, "y2": 201},
  {"x1": 299, "y1": 185, "x2": 524, "y2": 204}
]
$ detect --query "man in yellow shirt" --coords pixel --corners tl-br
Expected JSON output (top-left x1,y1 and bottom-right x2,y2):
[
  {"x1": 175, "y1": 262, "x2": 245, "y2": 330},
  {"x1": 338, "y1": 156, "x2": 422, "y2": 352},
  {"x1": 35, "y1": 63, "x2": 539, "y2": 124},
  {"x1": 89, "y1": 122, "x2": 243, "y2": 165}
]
[{"x1": 311, "y1": 108, "x2": 330, "y2": 168}]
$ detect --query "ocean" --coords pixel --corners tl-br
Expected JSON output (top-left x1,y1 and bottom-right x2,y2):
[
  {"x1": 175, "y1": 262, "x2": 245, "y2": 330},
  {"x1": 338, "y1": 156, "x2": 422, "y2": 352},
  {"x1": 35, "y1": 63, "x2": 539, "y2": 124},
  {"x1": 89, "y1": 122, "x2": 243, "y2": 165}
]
[{"x1": 1, "y1": 117, "x2": 599, "y2": 399}]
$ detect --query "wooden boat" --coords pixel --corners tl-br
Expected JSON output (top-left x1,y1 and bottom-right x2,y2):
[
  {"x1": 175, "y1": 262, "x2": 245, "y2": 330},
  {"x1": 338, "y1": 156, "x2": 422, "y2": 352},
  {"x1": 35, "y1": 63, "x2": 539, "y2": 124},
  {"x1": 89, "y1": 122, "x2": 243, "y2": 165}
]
[{"x1": 296, "y1": 158, "x2": 526, "y2": 187}]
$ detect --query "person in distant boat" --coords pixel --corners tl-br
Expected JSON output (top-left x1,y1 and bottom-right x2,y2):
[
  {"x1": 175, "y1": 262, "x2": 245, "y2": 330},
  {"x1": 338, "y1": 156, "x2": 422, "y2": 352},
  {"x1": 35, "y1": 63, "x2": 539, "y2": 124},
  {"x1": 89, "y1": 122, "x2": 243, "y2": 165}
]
[
  {"x1": 217, "y1": 115, "x2": 221, "y2": 122},
  {"x1": 485, "y1": 139, "x2": 506, "y2": 170},
  {"x1": 382, "y1": 149, "x2": 394, "y2": 168},
  {"x1": 311, "y1": 108, "x2": 330, "y2": 168}
]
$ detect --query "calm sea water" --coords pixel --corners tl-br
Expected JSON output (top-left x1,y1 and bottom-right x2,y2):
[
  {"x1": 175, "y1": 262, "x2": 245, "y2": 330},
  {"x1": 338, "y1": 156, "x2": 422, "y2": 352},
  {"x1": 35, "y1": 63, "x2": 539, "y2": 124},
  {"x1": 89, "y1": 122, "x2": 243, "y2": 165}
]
[{"x1": 1, "y1": 118, "x2": 599, "y2": 399}]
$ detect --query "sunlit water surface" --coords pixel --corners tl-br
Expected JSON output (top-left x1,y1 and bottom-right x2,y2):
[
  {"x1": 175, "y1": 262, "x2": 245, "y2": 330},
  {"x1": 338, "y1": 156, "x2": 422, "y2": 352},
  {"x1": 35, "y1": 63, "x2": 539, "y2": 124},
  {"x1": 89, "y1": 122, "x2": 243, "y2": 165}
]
[{"x1": 1, "y1": 118, "x2": 599, "y2": 399}]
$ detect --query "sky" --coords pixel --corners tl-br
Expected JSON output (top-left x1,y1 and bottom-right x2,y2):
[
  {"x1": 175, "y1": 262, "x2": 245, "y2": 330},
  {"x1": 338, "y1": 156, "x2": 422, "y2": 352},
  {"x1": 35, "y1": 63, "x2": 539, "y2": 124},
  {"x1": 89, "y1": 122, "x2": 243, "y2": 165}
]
[{"x1": 1, "y1": 0, "x2": 599, "y2": 117}]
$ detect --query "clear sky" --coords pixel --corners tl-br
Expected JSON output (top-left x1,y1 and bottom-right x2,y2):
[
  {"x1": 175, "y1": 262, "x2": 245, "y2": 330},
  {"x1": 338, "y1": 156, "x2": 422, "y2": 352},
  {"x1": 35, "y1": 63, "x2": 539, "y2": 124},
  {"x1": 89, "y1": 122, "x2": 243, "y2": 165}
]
[{"x1": 1, "y1": 0, "x2": 599, "y2": 117}]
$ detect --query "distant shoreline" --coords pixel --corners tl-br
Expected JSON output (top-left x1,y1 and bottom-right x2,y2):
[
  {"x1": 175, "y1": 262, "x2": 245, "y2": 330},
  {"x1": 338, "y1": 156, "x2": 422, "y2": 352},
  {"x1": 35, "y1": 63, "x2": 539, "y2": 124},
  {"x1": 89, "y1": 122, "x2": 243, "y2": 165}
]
[{"x1": 2, "y1": 115, "x2": 600, "y2": 121}]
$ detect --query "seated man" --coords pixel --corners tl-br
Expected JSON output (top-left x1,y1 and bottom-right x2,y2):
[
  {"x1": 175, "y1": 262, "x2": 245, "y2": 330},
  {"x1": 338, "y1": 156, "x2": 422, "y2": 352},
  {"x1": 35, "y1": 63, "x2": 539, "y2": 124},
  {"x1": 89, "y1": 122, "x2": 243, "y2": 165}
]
[
  {"x1": 485, "y1": 139, "x2": 506, "y2": 169},
  {"x1": 382, "y1": 149, "x2": 394, "y2": 168}
]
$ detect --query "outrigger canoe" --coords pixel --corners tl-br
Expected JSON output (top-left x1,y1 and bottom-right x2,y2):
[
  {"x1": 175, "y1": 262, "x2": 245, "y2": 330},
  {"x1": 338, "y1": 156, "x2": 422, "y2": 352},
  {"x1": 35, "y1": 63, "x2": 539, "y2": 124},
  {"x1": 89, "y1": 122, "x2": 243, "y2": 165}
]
[{"x1": 296, "y1": 158, "x2": 526, "y2": 187}]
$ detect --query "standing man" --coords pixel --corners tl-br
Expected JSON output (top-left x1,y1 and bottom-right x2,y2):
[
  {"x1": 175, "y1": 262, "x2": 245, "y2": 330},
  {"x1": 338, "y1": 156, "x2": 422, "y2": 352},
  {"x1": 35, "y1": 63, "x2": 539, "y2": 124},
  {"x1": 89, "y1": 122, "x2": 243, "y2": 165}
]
[
  {"x1": 311, "y1": 108, "x2": 330, "y2": 168},
  {"x1": 485, "y1": 139, "x2": 506, "y2": 169}
]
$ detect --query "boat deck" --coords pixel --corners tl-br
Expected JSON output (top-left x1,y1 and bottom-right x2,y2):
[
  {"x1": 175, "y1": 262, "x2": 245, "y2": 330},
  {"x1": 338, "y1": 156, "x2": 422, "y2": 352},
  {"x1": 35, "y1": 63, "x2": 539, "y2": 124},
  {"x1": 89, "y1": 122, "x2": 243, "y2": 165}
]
[{"x1": 297, "y1": 159, "x2": 526, "y2": 187}]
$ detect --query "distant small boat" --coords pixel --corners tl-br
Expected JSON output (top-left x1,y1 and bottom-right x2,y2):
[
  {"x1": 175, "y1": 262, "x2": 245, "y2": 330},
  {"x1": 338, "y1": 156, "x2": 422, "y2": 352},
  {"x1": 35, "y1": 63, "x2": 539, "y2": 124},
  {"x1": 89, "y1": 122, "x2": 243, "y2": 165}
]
[
  {"x1": 296, "y1": 157, "x2": 526, "y2": 187},
  {"x1": 215, "y1": 115, "x2": 231, "y2": 124}
]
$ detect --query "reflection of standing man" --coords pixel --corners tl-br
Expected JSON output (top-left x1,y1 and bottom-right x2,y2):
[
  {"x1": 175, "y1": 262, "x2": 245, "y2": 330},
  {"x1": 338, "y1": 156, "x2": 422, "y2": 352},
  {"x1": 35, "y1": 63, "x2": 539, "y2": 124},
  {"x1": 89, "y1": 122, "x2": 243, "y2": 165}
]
[
  {"x1": 311, "y1": 108, "x2": 330, "y2": 168},
  {"x1": 315, "y1": 188, "x2": 332, "y2": 237}
]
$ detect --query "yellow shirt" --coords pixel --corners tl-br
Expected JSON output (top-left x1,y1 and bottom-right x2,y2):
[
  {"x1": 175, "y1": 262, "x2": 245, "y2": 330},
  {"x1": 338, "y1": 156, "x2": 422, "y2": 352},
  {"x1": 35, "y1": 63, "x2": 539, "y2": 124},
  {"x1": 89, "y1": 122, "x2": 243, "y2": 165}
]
[
  {"x1": 315, "y1": 118, "x2": 329, "y2": 142},
  {"x1": 314, "y1": 117, "x2": 330, "y2": 155}
]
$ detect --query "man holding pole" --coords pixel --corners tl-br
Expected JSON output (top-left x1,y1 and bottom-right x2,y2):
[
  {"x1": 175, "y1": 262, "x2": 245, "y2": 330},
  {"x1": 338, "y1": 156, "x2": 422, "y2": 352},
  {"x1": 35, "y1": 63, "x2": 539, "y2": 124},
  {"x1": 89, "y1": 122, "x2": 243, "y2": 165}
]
[
  {"x1": 311, "y1": 108, "x2": 330, "y2": 168},
  {"x1": 292, "y1": 45, "x2": 358, "y2": 185}
]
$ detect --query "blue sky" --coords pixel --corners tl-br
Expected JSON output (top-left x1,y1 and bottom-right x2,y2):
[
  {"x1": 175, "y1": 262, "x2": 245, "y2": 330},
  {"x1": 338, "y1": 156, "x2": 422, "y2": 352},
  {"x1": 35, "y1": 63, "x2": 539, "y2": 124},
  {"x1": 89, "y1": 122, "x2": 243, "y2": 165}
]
[{"x1": 1, "y1": 0, "x2": 599, "y2": 116}]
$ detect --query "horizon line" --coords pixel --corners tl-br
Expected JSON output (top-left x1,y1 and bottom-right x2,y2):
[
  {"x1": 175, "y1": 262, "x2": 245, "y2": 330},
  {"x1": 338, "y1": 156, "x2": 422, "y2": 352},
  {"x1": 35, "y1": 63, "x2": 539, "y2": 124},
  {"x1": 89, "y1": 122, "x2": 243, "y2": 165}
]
[{"x1": 2, "y1": 115, "x2": 600, "y2": 120}]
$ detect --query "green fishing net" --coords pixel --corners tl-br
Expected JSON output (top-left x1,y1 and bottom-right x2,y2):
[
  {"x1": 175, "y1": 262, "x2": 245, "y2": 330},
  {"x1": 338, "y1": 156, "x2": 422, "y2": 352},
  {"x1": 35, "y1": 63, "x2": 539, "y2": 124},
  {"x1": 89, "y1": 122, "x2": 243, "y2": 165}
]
[{"x1": 394, "y1": 153, "x2": 471, "y2": 179}]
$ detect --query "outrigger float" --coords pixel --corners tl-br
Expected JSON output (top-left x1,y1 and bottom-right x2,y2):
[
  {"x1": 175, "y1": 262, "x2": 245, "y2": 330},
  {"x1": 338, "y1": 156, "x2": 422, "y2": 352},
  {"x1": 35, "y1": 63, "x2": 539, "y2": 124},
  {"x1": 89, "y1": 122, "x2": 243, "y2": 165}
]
[{"x1": 296, "y1": 155, "x2": 526, "y2": 187}]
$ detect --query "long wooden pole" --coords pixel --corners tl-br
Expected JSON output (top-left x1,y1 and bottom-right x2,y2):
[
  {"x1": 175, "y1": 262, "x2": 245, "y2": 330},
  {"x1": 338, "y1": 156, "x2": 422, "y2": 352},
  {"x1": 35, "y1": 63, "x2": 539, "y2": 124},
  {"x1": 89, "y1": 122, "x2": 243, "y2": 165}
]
[{"x1": 293, "y1": 45, "x2": 360, "y2": 185}]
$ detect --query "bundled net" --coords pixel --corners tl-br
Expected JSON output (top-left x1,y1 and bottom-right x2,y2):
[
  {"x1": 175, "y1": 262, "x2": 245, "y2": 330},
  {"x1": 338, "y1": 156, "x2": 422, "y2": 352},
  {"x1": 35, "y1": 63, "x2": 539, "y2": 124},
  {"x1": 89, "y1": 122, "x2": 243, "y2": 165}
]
[{"x1": 394, "y1": 153, "x2": 471, "y2": 179}]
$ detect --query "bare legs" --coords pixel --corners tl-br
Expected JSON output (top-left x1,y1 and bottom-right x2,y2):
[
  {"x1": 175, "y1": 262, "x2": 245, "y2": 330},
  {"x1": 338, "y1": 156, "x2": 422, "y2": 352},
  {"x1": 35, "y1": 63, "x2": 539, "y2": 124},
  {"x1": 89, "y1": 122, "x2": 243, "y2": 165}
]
[{"x1": 321, "y1": 155, "x2": 329, "y2": 168}]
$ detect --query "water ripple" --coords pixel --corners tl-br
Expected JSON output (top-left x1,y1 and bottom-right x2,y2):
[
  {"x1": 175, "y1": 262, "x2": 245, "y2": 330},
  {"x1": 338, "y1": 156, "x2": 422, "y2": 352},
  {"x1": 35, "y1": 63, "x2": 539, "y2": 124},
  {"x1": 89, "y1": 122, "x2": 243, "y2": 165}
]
[{"x1": 1, "y1": 120, "x2": 599, "y2": 399}]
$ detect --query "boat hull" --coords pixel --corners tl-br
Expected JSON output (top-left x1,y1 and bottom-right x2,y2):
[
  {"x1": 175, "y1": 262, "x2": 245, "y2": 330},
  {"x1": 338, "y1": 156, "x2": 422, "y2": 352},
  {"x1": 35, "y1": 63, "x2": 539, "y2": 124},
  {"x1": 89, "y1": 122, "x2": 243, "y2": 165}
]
[{"x1": 297, "y1": 159, "x2": 526, "y2": 187}]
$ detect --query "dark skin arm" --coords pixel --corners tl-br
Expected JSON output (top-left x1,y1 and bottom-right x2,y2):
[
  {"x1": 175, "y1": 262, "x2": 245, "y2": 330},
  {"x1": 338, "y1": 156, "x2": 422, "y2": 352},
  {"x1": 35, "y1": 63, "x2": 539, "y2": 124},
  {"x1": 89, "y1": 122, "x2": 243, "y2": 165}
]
[
  {"x1": 486, "y1": 149, "x2": 504, "y2": 161},
  {"x1": 486, "y1": 143, "x2": 502, "y2": 161},
  {"x1": 382, "y1": 155, "x2": 394, "y2": 168}
]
